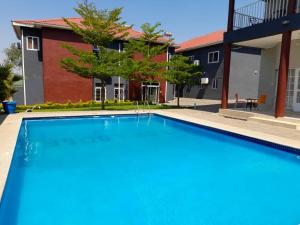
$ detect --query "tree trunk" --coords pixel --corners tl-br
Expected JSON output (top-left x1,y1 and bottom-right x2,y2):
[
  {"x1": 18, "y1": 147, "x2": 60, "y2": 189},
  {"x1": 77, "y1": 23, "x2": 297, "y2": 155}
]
[
  {"x1": 101, "y1": 80, "x2": 105, "y2": 110},
  {"x1": 176, "y1": 84, "x2": 180, "y2": 108}
]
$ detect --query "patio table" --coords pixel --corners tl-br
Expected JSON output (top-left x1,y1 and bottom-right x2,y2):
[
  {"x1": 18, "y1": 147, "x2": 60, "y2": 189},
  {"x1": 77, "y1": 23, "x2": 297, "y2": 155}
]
[{"x1": 246, "y1": 98, "x2": 258, "y2": 111}]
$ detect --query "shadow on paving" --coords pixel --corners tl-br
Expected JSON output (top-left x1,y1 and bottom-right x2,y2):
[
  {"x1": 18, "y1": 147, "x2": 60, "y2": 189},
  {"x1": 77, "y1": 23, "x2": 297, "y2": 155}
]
[
  {"x1": 0, "y1": 113, "x2": 8, "y2": 126},
  {"x1": 189, "y1": 103, "x2": 238, "y2": 113}
]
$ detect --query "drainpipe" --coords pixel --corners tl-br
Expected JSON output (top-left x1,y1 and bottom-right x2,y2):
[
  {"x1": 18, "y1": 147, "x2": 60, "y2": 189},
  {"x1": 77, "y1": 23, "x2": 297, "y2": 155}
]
[
  {"x1": 21, "y1": 28, "x2": 27, "y2": 105},
  {"x1": 165, "y1": 46, "x2": 169, "y2": 103},
  {"x1": 118, "y1": 42, "x2": 121, "y2": 102}
]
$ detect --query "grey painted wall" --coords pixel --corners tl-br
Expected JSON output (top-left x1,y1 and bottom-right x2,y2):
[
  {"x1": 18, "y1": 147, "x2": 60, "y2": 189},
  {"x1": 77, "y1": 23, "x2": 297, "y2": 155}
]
[
  {"x1": 180, "y1": 44, "x2": 261, "y2": 100},
  {"x1": 166, "y1": 82, "x2": 175, "y2": 102},
  {"x1": 21, "y1": 27, "x2": 44, "y2": 105},
  {"x1": 93, "y1": 76, "x2": 129, "y2": 101},
  {"x1": 13, "y1": 86, "x2": 24, "y2": 105},
  {"x1": 229, "y1": 51, "x2": 261, "y2": 99}
]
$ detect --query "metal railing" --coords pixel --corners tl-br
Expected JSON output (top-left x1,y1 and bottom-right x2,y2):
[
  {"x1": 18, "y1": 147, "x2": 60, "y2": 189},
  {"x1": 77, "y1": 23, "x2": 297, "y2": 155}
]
[{"x1": 234, "y1": 0, "x2": 291, "y2": 30}]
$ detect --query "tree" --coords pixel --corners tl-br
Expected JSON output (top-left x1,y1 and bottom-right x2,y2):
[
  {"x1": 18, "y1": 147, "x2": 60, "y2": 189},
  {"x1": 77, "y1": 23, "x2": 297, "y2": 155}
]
[
  {"x1": 0, "y1": 64, "x2": 22, "y2": 102},
  {"x1": 61, "y1": 0, "x2": 130, "y2": 109},
  {"x1": 162, "y1": 54, "x2": 202, "y2": 107},
  {"x1": 123, "y1": 23, "x2": 172, "y2": 100},
  {"x1": 4, "y1": 43, "x2": 22, "y2": 70}
]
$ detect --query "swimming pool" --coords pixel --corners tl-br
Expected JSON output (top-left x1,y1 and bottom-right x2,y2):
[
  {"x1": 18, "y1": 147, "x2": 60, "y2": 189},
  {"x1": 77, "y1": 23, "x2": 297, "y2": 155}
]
[{"x1": 0, "y1": 114, "x2": 300, "y2": 225}]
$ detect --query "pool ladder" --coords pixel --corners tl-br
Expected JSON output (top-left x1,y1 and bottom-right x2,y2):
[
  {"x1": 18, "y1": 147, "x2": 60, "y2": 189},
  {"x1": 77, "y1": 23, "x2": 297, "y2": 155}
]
[{"x1": 135, "y1": 101, "x2": 151, "y2": 115}]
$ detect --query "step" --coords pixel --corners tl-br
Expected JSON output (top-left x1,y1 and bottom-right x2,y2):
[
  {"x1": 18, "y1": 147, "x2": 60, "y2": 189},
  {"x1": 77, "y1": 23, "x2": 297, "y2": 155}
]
[
  {"x1": 219, "y1": 109, "x2": 255, "y2": 120},
  {"x1": 248, "y1": 116, "x2": 300, "y2": 130}
]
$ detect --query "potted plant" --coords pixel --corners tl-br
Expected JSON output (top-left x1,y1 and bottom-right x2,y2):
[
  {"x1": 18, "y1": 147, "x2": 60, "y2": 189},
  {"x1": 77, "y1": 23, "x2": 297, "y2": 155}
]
[{"x1": 0, "y1": 64, "x2": 22, "y2": 114}]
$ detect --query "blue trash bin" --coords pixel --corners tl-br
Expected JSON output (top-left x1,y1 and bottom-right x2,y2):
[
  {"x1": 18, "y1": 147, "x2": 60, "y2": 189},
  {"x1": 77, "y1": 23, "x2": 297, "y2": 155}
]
[{"x1": 2, "y1": 101, "x2": 17, "y2": 114}]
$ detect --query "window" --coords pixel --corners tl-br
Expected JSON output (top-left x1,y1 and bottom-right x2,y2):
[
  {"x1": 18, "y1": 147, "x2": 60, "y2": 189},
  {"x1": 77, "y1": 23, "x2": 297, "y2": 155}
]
[
  {"x1": 94, "y1": 84, "x2": 106, "y2": 102},
  {"x1": 208, "y1": 51, "x2": 219, "y2": 64},
  {"x1": 188, "y1": 55, "x2": 195, "y2": 62},
  {"x1": 193, "y1": 60, "x2": 200, "y2": 66},
  {"x1": 212, "y1": 78, "x2": 222, "y2": 89},
  {"x1": 27, "y1": 36, "x2": 39, "y2": 51}
]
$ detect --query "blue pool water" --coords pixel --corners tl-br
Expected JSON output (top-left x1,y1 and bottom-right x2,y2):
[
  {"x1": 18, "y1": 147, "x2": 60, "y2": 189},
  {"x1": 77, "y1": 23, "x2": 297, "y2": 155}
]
[{"x1": 1, "y1": 114, "x2": 300, "y2": 225}]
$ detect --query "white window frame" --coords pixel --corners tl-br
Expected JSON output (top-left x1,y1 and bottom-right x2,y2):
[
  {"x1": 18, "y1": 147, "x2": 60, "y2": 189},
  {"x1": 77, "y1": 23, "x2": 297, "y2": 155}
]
[
  {"x1": 114, "y1": 87, "x2": 125, "y2": 101},
  {"x1": 26, "y1": 36, "x2": 40, "y2": 51},
  {"x1": 94, "y1": 87, "x2": 107, "y2": 102},
  {"x1": 193, "y1": 59, "x2": 200, "y2": 66},
  {"x1": 189, "y1": 55, "x2": 195, "y2": 62},
  {"x1": 212, "y1": 78, "x2": 221, "y2": 89},
  {"x1": 208, "y1": 51, "x2": 220, "y2": 64}
]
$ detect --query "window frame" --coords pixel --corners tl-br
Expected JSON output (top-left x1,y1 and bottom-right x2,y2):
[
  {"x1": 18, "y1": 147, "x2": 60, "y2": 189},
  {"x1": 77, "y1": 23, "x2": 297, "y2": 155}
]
[
  {"x1": 114, "y1": 87, "x2": 125, "y2": 101},
  {"x1": 94, "y1": 86, "x2": 107, "y2": 102},
  {"x1": 211, "y1": 78, "x2": 222, "y2": 90},
  {"x1": 26, "y1": 36, "x2": 40, "y2": 51},
  {"x1": 208, "y1": 51, "x2": 220, "y2": 64}
]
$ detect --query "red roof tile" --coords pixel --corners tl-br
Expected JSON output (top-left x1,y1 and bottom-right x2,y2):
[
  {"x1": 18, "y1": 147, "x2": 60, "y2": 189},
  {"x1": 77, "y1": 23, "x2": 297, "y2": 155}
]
[
  {"x1": 176, "y1": 30, "x2": 225, "y2": 52},
  {"x1": 13, "y1": 17, "x2": 169, "y2": 43}
]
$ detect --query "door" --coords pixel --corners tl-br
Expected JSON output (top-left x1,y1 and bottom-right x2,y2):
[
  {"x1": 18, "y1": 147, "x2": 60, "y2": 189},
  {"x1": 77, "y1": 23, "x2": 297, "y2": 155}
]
[
  {"x1": 293, "y1": 69, "x2": 300, "y2": 112},
  {"x1": 95, "y1": 87, "x2": 106, "y2": 102},
  {"x1": 148, "y1": 86, "x2": 159, "y2": 103},
  {"x1": 114, "y1": 88, "x2": 124, "y2": 101}
]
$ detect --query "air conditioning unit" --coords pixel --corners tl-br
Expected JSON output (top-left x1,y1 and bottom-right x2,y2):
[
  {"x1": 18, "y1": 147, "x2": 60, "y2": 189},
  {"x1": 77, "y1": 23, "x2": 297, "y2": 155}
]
[
  {"x1": 193, "y1": 60, "x2": 200, "y2": 66},
  {"x1": 201, "y1": 78, "x2": 209, "y2": 84}
]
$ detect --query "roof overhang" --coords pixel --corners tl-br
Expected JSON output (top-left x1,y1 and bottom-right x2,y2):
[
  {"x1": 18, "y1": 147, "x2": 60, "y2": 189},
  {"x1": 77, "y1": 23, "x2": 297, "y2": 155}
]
[
  {"x1": 236, "y1": 29, "x2": 300, "y2": 49},
  {"x1": 176, "y1": 41, "x2": 223, "y2": 53},
  {"x1": 12, "y1": 20, "x2": 179, "y2": 47}
]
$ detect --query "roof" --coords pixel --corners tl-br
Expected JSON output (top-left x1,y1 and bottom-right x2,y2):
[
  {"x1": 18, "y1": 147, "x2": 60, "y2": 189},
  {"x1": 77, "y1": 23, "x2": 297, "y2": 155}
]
[
  {"x1": 12, "y1": 17, "x2": 175, "y2": 45},
  {"x1": 176, "y1": 30, "x2": 225, "y2": 53}
]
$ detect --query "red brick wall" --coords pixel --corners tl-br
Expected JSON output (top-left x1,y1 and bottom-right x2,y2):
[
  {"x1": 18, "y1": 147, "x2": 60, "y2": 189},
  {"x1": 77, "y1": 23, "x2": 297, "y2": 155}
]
[{"x1": 42, "y1": 28, "x2": 93, "y2": 103}]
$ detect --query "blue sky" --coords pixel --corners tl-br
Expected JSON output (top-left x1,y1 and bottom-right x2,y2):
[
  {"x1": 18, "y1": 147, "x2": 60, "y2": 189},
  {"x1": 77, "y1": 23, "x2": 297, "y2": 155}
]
[{"x1": 0, "y1": 0, "x2": 252, "y2": 61}]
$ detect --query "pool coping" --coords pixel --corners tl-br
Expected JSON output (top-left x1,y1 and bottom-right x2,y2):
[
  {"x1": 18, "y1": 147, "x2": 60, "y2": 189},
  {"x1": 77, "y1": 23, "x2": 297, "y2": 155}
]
[{"x1": 1, "y1": 109, "x2": 300, "y2": 201}]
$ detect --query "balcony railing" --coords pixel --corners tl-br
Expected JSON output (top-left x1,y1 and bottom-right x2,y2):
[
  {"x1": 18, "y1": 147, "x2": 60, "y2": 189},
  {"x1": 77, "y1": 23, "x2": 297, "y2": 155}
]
[{"x1": 234, "y1": 0, "x2": 300, "y2": 30}]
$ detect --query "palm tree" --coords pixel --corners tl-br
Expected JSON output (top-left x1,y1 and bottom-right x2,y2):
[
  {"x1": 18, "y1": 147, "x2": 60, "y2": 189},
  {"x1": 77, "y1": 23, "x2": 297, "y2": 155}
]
[{"x1": 0, "y1": 64, "x2": 22, "y2": 102}]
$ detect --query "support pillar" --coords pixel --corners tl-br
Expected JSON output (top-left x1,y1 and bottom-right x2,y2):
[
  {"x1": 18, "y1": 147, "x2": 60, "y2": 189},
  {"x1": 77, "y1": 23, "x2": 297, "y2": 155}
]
[
  {"x1": 221, "y1": 44, "x2": 232, "y2": 109},
  {"x1": 221, "y1": 0, "x2": 235, "y2": 109}
]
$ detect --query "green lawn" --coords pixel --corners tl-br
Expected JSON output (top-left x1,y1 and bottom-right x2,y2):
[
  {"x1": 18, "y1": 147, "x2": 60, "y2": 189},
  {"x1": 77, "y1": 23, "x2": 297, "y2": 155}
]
[{"x1": 15, "y1": 104, "x2": 176, "y2": 113}]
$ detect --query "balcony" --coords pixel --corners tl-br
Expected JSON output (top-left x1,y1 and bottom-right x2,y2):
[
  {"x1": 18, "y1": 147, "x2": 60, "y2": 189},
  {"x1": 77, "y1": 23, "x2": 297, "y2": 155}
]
[{"x1": 234, "y1": 0, "x2": 300, "y2": 30}]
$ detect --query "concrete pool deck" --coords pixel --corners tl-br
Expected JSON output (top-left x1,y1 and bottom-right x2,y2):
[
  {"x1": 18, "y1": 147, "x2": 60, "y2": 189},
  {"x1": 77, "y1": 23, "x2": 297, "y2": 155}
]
[{"x1": 1, "y1": 109, "x2": 300, "y2": 200}]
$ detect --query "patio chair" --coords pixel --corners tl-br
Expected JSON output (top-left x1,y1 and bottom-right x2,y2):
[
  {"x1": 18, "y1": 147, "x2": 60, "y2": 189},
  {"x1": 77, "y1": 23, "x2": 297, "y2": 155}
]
[
  {"x1": 254, "y1": 94, "x2": 267, "y2": 110},
  {"x1": 234, "y1": 93, "x2": 247, "y2": 109}
]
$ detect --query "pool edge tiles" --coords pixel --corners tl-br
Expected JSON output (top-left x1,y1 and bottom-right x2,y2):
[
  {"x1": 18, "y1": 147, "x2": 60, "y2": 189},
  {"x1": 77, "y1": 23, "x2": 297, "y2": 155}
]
[{"x1": 0, "y1": 110, "x2": 300, "y2": 203}]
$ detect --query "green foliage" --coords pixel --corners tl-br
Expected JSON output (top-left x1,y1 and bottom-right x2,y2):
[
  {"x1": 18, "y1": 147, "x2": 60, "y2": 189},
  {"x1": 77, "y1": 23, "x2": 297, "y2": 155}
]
[
  {"x1": 123, "y1": 23, "x2": 172, "y2": 82},
  {"x1": 163, "y1": 54, "x2": 202, "y2": 85},
  {"x1": 0, "y1": 64, "x2": 22, "y2": 102},
  {"x1": 61, "y1": 45, "x2": 125, "y2": 80},
  {"x1": 63, "y1": 0, "x2": 130, "y2": 47},
  {"x1": 4, "y1": 43, "x2": 22, "y2": 69},
  {"x1": 61, "y1": 1, "x2": 130, "y2": 109},
  {"x1": 12, "y1": 100, "x2": 174, "y2": 112},
  {"x1": 162, "y1": 54, "x2": 202, "y2": 107}
]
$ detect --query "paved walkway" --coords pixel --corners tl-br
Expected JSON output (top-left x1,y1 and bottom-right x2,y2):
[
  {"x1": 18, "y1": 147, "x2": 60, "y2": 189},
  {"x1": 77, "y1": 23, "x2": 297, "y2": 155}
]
[{"x1": 162, "y1": 109, "x2": 300, "y2": 143}]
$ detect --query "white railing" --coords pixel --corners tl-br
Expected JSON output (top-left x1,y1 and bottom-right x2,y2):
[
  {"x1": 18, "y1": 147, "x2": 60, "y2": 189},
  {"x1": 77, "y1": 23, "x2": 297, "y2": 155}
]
[{"x1": 234, "y1": 0, "x2": 290, "y2": 30}]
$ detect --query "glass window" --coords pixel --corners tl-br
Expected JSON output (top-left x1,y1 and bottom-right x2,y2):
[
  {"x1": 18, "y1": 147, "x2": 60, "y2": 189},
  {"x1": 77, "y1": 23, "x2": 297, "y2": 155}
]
[
  {"x1": 208, "y1": 51, "x2": 219, "y2": 64},
  {"x1": 212, "y1": 78, "x2": 222, "y2": 89},
  {"x1": 27, "y1": 36, "x2": 39, "y2": 51},
  {"x1": 114, "y1": 88, "x2": 124, "y2": 101}
]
